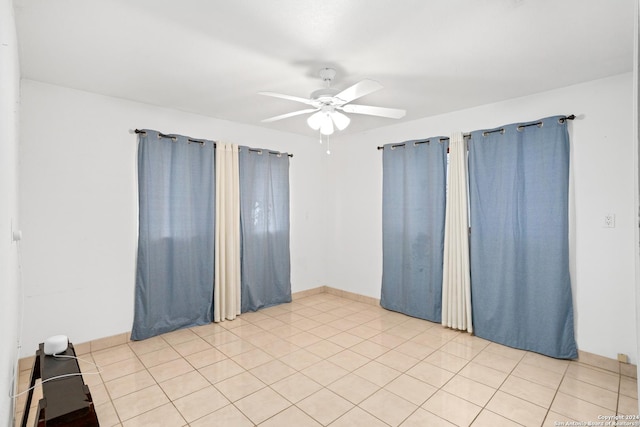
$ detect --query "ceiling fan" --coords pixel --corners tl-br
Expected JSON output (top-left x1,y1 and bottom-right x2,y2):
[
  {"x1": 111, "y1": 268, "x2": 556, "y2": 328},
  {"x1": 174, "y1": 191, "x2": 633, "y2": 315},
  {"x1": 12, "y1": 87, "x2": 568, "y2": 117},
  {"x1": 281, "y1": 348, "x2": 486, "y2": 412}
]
[{"x1": 259, "y1": 68, "x2": 406, "y2": 135}]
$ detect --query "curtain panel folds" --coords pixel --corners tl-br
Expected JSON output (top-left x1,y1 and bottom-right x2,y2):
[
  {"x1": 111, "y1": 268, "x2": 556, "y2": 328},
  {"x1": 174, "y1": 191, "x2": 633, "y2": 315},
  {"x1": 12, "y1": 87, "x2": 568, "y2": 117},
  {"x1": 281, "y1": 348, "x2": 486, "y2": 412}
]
[
  {"x1": 468, "y1": 116, "x2": 577, "y2": 359},
  {"x1": 442, "y1": 132, "x2": 472, "y2": 333},
  {"x1": 214, "y1": 143, "x2": 241, "y2": 322},
  {"x1": 381, "y1": 139, "x2": 448, "y2": 322},
  {"x1": 381, "y1": 115, "x2": 577, "y2": 359},
  {"x1": 132, "y1": 130, "x2": 215, "y2": 340},
  {"x1": 239, "y1": 147, "x2": 292, "y2": 312},
  {"x1": 133, "y1": 132, "x2": 292, "y2": 339}
]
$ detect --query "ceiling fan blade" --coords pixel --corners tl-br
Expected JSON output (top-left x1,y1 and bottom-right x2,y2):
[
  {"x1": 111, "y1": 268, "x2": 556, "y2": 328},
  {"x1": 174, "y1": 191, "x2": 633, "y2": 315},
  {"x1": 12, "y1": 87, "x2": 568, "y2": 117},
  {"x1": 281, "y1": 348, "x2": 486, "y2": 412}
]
[
  {"x1": 258, "y1": 92, "x2": 316, "y2": 106},
  {"x1": 334, "y1": 79, "x2": 383, "y2": 105},
  {"x1": 262, "y1": 108, "x2": 318, "y2": 123},
  {"x1": 341, "y1": 104, "x2": 406, "y2": 119}
]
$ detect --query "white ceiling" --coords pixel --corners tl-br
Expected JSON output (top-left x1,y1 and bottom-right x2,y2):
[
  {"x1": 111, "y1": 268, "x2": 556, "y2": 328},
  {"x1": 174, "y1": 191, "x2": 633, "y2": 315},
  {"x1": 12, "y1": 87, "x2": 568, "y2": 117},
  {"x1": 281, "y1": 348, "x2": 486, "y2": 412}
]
[{"x1": 13, "y1": 0, "x2": 634, "y2": 137}]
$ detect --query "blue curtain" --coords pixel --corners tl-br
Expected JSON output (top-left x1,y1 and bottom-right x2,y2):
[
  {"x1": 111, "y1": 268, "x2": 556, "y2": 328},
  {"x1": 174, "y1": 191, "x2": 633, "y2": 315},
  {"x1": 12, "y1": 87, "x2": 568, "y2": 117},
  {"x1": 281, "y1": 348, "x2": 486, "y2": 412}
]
[
  {"x1": 468, "y1": 116, "x2": 577, "y2": 359},
  {"x1": 239, "y1": 147, "x2": 291, "y2": 312},
  {"x1": 132, "y1": 130, "x2": 215, "y2": 340},
  {"x1": 381, "y1": 139, "x2": 448, "y2": 322}
]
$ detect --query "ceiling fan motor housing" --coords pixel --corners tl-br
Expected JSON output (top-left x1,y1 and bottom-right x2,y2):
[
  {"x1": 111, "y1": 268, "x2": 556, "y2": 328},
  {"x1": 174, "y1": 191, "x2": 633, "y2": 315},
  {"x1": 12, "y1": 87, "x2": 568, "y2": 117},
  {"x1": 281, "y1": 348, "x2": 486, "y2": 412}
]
[{"x1": 311, "y1": 88, "x2": 340, "y2": 104}]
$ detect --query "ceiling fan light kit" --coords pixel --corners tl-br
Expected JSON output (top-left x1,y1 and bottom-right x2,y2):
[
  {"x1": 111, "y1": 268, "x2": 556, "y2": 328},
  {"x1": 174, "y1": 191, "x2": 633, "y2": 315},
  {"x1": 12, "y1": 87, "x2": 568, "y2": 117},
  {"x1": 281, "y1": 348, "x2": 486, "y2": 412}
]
[{"x1": 260, "y1": 68, "x2": 406, "y2": 136}]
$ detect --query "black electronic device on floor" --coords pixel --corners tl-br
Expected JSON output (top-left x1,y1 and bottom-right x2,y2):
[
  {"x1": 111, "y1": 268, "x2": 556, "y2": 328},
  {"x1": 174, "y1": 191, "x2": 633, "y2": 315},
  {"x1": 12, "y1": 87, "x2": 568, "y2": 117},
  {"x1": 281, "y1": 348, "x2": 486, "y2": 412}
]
[{"x1": 21, "y1": 341, "x2": 99, "y2": 427}]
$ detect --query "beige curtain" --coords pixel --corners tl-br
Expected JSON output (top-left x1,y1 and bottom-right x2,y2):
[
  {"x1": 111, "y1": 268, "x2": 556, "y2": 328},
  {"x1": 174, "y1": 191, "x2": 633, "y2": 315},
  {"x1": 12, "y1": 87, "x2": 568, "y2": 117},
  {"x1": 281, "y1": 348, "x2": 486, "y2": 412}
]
[
  {"x1": 442, "y1": 132, "x2": 473, "y2": 333},
  {"x1": 214, "y1": 142, "x2": 241, "y2": 322}
]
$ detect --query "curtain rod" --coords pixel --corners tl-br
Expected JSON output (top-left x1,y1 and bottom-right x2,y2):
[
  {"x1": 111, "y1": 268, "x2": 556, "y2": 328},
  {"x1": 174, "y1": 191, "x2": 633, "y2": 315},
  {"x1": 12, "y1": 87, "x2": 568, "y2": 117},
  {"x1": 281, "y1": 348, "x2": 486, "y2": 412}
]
[
  {"x1": 134, "y1": 129, "x2": 293, "y2": 157},
  {"x1": 376, "y1": 114, "x2": 575, "y2": 151}
]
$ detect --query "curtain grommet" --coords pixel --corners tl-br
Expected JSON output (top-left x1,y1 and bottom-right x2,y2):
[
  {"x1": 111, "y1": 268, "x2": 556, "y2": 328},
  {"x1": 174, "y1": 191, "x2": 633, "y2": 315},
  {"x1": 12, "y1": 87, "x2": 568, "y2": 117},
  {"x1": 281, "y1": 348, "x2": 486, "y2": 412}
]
[
  {"x1": 518, "y1": 122, "x2": 542, "y2": 132},
  {"x1": 484, "y1": 128, "x2": 505, "y2": 136}
]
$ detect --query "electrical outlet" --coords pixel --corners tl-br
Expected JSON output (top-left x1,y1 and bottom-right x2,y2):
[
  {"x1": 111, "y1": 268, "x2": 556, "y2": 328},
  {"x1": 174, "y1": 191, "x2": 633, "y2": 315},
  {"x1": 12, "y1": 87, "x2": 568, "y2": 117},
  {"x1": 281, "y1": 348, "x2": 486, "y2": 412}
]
[{"x1": 603, "y1": 213, "x2": 615, "y2": 228}]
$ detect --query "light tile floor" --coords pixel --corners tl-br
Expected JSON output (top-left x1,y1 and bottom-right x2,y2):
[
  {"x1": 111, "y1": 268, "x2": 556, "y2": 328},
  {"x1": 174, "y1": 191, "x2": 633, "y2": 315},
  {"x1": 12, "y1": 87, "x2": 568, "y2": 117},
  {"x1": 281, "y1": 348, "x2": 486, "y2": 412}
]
[{"x1": 15, "y1": 293, "x2": 639, "y2": 426}]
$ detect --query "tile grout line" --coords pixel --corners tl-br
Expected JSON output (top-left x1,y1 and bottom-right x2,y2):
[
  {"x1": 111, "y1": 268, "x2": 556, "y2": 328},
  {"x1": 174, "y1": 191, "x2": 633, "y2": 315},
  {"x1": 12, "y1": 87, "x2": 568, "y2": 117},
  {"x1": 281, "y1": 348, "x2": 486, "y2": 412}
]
[{"x1": 18, "y1": 292, "x2": 636, "y2": 427}]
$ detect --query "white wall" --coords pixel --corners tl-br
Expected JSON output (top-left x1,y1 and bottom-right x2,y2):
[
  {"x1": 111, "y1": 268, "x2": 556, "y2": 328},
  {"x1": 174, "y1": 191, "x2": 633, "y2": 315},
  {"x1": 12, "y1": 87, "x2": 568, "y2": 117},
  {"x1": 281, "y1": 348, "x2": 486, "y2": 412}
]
[
  {"x1": 18, "y1": 80, "x2": 328, "y2": 358},
  {"x1": 18, "y1": 72, "x2": 637, "y2": 366},
  {"x1": 0, "y1": 0, "x2": 21, "y2": 424},
  {"x1": 327, "y1": 73, "x2": 637, "y2": 363}
]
